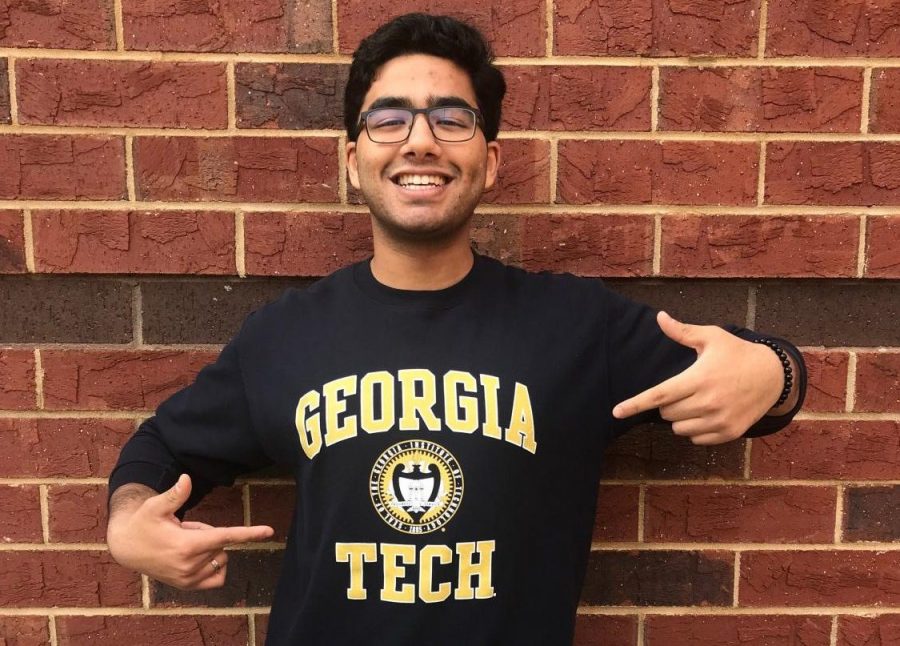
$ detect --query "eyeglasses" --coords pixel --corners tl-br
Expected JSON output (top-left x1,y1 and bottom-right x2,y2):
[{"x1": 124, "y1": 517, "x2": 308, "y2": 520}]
[{"x1": 357, "y1": 106, "x2": 484, "y2": 144}]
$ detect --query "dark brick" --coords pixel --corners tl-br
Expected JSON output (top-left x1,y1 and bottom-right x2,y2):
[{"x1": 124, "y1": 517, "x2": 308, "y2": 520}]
[
  {"x1": 755, "y1": 281, "x2": 900, "y2": 346},
  {"x1": 249, "y1": 484, "x2": 295, "y2": 543},
  {"x1": 0, "y1": 210, "x2": 25, "y2": 273},
  {"x1": 141, "y1": 278, "x2": 310, "y2": 344},
  {"x1": 0, "y1": 58, "x2": 9, "y2": 124},
  {"x1": 151, "y1": 549, "x2": 282, "y2": 607},
  {"x1": 183, "y1": 485, "x2": 244, "y2": 528},
  {"x1": 574, "y1": 615, "x2": 637, "y2": 646},
  {"x1": 0, "y1": 0, "x2": 115, "y2": 49},
  {"x1": 593, "y1": 485, "x2": 639, "y2": 542},
  {"x1": 57, "y1": 615, "x2": 248, "y2": 646},
  {"x1": 0, "y1": 616, "x2": 49, "y2": 646},
  {"x1": 236, "y1": 63, "x2": 348, "y2": 130},
  {"x1": 606, "y1": 279, "x2": 750, "y2": 326},
  {"x1": 845, "y1": 486, "x2": 900, "y2": 542},
  {"x1": 122, "y1": 0, "x2": 332, "y2": 53},
  {"x1": 601, "y1": 423, "x2": 745, "y2": 480},
  {"x1": 580, "y1": 550, "x2": 733, "y2": 606},
  {"x1": 646, "y1": 615, "x2": 831, "y2": 646},
  {"x1": 0, "y1": 277, "x2": 131, "y2": 343}
]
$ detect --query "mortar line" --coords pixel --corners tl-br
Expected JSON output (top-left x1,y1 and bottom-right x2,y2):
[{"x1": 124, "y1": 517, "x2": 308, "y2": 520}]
[
  {"x1": 549, "y1": 137, "x2": 558, "y2": 204},
  {"x1": 860, "y1": 68, "x2": 872, "y2": 134},
  {"x1": 227, "y1": 61, "x2": 237, "y2": 129},
  {"x1": 113, "y1": 0, "x2": 125, "y2": 52},
  {"x1": 856, "y1": 215, "x2": 867, "y2": 278},
  {"x1": 338, "y1": 135, "x2": 348, "y2": 204},
  {"x1": 33, "y1": 349, "x2": 44, "y2": 410},
  {"x1": 733, "y1": 551, "x2": 741, "y2": 607},
  {"x1": 22, "y1": 209, "x2": 35, "y2": 273},
  {"x1": 846, "y1": 352, "x2": 857, "y2": 413},
  {"x1": 125, "y1": 136, "x2": 136, "y2": 201},
  {"x1": 575, "y1": 606, "x2": 900, "y2": 617},
  {"x1": 132, "y1": 284, "x2": 143, "y2": 346},
  {"x1": 756, "y1": 142, "x2": 766, "y2": 206},
  {"x1": 834, "y1": 485, "x2": 844, "y2": 544},
  {"x1": 48, "y1": 615, "x2": 58, "y2": 646},
  {"x1": 236, "y1": 210, "x2": 246, "y2": 278},
  {"x1": 545, "y1": 0, "x2": 554, "y2": 57},
  {"x1": 0, "y1": 607, "x2": 272, "y2": 617},
  {"x1": 651, "y1": 67, "x2": 660, "y2": 132},
  {"x1": 652, "y1": 214, "x2": 661, "y2": 275},
  {"x1": 743, "y1": 438, "x2": 753, "y2": 480},
  {"x1": 637, "y1": 485, "x2": 645, "y2": 542},
  {"x1": 331, "y1": 0, "x2": 339, "y2": 54},
  {"x1": 39, "y1": 484, "x2": 50, "y2": 543},
  {"x1": 831, "y1": 615, "x2": 839, "y2": 646},
  {"x1": 757, "y1": 0, "x2": 768, "y2": 59},
  {"x1": 6, "y1": 56, "x2": 17, "y2": 125},
  {"x1": 142, "y1": 575, "x2": 150, "y2": 608},
  {"x1": 746, "y1": 284, "x2": 757, "y2": 330},
  {"x1": 637, "y1": 612, "x2": 645, "y2": 646},
  {"x1": 243, "y1": 483, "x2": 251, "y2": 527},
  {"x1": 249, "y1": 613, "x2": 257, "y2": 646}
]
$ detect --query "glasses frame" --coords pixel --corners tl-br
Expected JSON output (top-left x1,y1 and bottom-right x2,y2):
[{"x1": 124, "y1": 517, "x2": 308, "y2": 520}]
[{"x1": 357, "y1": 106, "x2": 485, "y2": 144}]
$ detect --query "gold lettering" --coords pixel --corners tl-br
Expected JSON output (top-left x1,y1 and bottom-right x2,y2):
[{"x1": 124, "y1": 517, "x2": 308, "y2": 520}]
[
  {"x1": 335, "y1": 542, "x2": 377, "y2": 600},
  {"x1": 480, "y1": 374, "x2": 502, "y2": 440},
  {"x1": 397, "y1": 369, "x2": 440, "y2": 431},
  {"x1": 360, "y1": 371, "x2": 395, "y2": 433},
  {"x1": 323, "y1": 375, "x2": 358, "y2": 447},
  {"x1": 455, "y1": 540, "x2": 496, "y2": 600},
  {"x1": 444, "y1": 370, "x2": 478, "y2": 433},
  {"x1": 381, "y1": 543, "x2": 417, "y2": 603},
  {"x1": 295, "y1": 390, "x2": 322, "y2": 459},
  {"x1": 418, "y1": 544, "x2": 453, "y2": 603},
  {"x1": 505, "y1": 383, "x2": 537, "y2": 454}
]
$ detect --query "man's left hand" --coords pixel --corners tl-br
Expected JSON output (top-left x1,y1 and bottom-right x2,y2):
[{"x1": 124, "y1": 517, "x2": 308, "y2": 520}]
[{"x1": 611, "y1": 311, "x2": 786, "y2": 445}]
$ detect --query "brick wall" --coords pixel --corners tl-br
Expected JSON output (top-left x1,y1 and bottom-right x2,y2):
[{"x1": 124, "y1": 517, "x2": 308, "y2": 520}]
[{"x1": 1, "y1": 1, "x2": 898, "y2": 644}]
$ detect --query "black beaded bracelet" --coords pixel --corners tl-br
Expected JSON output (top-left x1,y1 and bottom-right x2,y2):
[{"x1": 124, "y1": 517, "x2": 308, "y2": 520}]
[{"x1": 753, "y1": 338, "x2": 794, "y2": 408}]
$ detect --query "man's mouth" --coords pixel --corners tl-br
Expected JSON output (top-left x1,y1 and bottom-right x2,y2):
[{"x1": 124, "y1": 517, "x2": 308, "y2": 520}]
[{"x1": 391, "y1": 173, "x2": 451, "y2": 190}]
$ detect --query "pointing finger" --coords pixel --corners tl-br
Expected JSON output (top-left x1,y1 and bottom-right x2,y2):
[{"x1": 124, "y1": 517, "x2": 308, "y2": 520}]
[
  {"x1": 190, "y1": 524, "x2": 275, "y2": 552},
  {"x1": 613, "y1": 372, "x2": 695, "y2": 419}
]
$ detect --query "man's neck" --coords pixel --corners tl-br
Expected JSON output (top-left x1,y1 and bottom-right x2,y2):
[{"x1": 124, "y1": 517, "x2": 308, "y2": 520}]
[{"x1": 370, "y1": 235, "x2": 474, "y2": 291}]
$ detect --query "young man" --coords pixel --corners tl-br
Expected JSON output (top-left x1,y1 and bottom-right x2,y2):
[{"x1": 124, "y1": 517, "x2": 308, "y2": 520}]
[{"x1": 107, "y1": 14, "x2": 806, "y2": 645}]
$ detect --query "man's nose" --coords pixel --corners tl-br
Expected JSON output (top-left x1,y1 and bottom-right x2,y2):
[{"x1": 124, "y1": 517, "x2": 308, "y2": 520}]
[{"x1": 402, "y1": 113, "x2": 441, "y2": 153}]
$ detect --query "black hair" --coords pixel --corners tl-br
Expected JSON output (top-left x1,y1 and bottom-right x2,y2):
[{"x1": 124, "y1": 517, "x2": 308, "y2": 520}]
[{"x1": 344, "y1": 13, "x2": 506, "y2": 142}]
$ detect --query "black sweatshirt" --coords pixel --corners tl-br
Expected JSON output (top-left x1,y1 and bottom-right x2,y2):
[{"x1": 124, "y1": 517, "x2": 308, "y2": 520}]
[{"x1": 110, "y1": 253, "x2": 806, "y2": 645}]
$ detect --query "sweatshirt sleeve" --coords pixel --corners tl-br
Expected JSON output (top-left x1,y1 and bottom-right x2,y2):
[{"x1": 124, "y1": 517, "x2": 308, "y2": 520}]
[
  {"x1": 108, "y1": 321, "x2": 272, "y2": 515},
  {"x1": 604, "y1": 287, "x2": 806, "y2": 439}
]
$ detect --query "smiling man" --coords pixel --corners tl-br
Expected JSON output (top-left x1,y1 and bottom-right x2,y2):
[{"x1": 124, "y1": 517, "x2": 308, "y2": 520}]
[{"x1": 106, "y1": 14, "x2": 806, "y2": 646}]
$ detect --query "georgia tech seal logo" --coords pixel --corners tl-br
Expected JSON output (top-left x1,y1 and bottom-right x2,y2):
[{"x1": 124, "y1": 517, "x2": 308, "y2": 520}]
[{"x1": 370, "y1": 440, "x2": 463, "y2": 534}]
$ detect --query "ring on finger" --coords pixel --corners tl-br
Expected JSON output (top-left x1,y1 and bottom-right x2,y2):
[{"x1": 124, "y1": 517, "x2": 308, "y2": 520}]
[{"x1": 210, "y1": 558, "x2": 222, "y2": 573}]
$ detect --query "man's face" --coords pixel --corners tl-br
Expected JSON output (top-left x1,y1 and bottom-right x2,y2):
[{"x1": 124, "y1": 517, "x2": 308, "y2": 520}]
[{"x1": 346, "y1": 54, "x2": 500, "y2": 244}]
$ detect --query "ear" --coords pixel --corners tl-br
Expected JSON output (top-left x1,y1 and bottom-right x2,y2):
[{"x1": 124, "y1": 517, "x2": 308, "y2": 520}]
[
  {"x1": 483, "y1": 140, "x2": 501, "y2": 191},
  {"x1": 346, "y1": 140, "x2": 360, "y2": 190}
]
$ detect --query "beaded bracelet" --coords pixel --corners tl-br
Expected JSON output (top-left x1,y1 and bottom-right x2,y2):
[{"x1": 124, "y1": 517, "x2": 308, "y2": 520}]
[{"x1": 753, "y1": 338, "x2": 794, "y2": 408}]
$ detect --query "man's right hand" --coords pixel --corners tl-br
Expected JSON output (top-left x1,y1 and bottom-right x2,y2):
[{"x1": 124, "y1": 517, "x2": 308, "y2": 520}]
[{"x1": 106, "y1": 474, "x2": 275, "y2": 590}]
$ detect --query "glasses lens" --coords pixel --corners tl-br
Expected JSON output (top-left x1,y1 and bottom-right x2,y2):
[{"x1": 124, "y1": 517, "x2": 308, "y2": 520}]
[
  {"x1": 429, "y1": 108, "x2": 476, "y2": 142},
  {"x1": 365, "y1": 109, "x2": 413, "y2": 143}
]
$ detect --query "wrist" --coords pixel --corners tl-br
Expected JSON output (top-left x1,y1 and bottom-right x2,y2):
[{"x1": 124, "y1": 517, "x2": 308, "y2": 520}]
[{"x1": 752, "y1": 338, "x2": 796, "y2": 414}]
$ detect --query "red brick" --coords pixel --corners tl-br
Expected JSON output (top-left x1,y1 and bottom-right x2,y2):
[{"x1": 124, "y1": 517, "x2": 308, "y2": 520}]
[
  {"x1": 0, "y1": 418, "x2": 133, "y2": 478},
  {"x1": 122, "y1": 0, "x2": 331, "y2": 53},
  {"x1": 855, "y1": 352, "x2": 900, "y2": 413},
  {"x1": 0, "y1": 551, "x2": 140, "y2": 607},
  {"x1": 483, "y1": 139, "x2": 551, "y2": 205},
  {"x1": 134, "y1": 137, "x2": 338, "y2": 203},
  {"x1": 17, "y1": 60, "x2": 227, "y2": 129},
  {"x1": 660, "y1": 215, "x2": 859, "y2": 277},
  {"x1": 803, "y1": 351, "x2": 849, "y2": 413},
  {"x1": 503, "y1": 66, "x2": 651, "y2": 131},
  {"x1": 0, "y1": 0, "x2": 114, "y2": 49},
  {"x1": 0, "y1": 58, "x2": 9, "y2": 124},
  {"x1": 871, "y1": 69, "x2": 900, "y2": 133},
  {"x1": 48, "y1": 484, "x2": 107, "y2": 543},
  {"x1": 766, "y1": 142, "x2": 900, "y2": 206},
  {"x1": 592, "y1": 485, "x2": 639, "y2": 542},
  {"x1": 574, "y1": 614, "x2": 637, "y2": 646},
  {"x1": 184, "y1": 485, "x2": 244, "y2": 528},
  {"x1": 245, "y1": 212, "x2": 372, "y2": 277},
  {"x1": 249, "y1": 484, "x2": 295, "y2": 542},
  {"x1": 236, "y1": 63, "x2": 348, "y2": 130},
  {"x1": 646, "y1": 615, "x2": 831, "y2": 646},
  {"x1": 0, "y1": 210, "x2": 26, "y2": 273},
  {"x1": 0, "y1": 616, "x2": 50, "y2": 646},
  {"x1": 766, "y1": 0, "x2": 900, "y2": 57},
  {"x1": 838, "y1": 615, "x2": 900, "y2": 646},
  {"x1": 741, "y1": 550, "x2": 900, "y2": 606},
  {"x1": 644, "y1": 485, "x2": 835, "y2": 543},
  {"x1": 555, "y1": 0, "x2": 759, "y2": 56},
  {"x1": 558, "y1": 141, "x2": 758, "y2": 206},
  {"x1": 751, "y1": 420, "x2": 900, "y2": 480},
  {"x1": 0, "y1": 349, "x2": 36, "y2": 409},
  {"x1": 33, "y1": 210, "x2": 236, "y2": 275},
  {"x1": 660, "y1": 67, "x2": 862, "y2": 132},
  {"x1": 42, "y1": 349, "x2": 217, "y2": 411},
  {"x1": 337, "y1": 0, "x2": 546, "y2": 56},
  {"x1": 866, "y1": 216, "x2": 900, "y2": 278},
  {"x1": 57, "y1": 615, "x2": 248, "y2": 646},
  {"x1": 0, "y1": 136, "x2": 125, "y2": 200},
  {"x1": 255, "y1": 615, "x2": 269, "y2": 646},
  {"x1": 0, "y1": 484, "x2": 42, "y2": 542}
]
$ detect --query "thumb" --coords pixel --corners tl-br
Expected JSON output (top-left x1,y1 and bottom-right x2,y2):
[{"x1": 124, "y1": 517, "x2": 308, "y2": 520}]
[
  {"x1": 657, "y1": 311, "x2": 704, "y2": 350},
  {"x1": 151, "y1": 473, "x2": 192, "y2": 516}
]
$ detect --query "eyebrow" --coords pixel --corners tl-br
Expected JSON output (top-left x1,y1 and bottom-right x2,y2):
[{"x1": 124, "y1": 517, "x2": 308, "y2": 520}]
[{"x1": 365, "y1": 95, "x2": 477, "y2": 111}]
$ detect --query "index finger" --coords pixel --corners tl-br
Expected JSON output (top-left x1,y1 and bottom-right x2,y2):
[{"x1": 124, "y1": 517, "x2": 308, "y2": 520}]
[
  {"x1": 612, "y1": 372, "x2": 695, "y2": 419},
  {"x1": 187, "y1": 524, "x2": 275, "y2": 551}
]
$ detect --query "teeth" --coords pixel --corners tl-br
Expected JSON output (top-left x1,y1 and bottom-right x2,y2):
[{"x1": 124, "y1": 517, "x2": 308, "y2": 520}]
[{"x1": 396, "y1": 174, "x2": 447, "y2": 187}]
